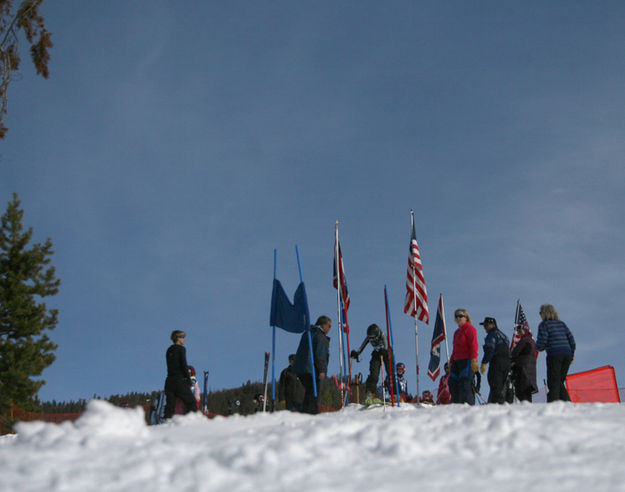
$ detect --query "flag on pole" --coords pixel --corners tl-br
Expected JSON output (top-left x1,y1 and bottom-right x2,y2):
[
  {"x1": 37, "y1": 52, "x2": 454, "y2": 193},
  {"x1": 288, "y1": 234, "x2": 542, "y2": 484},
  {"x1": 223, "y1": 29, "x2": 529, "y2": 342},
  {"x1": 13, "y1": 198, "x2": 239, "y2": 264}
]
[
  {"x1": 403, "y1": 218, "x2": 429, "y2": 324},
  {"x1": 270, "y1": 279, "x2": 309, "y2": 333},
  {"x1": 427, "y1": 294, "x2": 446, "y2": 380},
  {"x1": 510, "y1": 300, "x2": 530, "y2": 351},
  {"x1": 332, "y1": 241, "x2": 350, "y2": 333}
]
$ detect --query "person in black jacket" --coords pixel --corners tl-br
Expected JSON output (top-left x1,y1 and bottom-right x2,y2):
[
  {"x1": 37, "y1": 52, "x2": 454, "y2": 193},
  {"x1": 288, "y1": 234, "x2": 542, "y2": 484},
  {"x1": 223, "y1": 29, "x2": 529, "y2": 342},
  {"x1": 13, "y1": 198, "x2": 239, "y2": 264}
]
[
  {"x1": 350, "y1": 324, "x2": 390, "y2": 403},
  {"x1": 164, "y1": 330, "x2": 198, "y2": 419},
  {"x1": 278, "y1": 354, "x2": 304, "y2": 411},
  {"x1": 479, "y1": 317, "x2": 511, "y2": 404},
  {"x1": 511, "y1": 325, "x2": 538, "y2": 402}
]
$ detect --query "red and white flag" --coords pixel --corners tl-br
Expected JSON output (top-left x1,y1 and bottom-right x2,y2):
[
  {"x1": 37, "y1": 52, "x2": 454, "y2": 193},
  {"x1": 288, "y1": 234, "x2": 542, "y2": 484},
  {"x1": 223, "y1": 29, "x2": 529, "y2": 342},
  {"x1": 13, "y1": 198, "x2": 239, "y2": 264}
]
[
  {"x1": 403, "y1": 214, "x2": 429, "y2": 324},
  {"x1": 333, "y1": 239, "x2": 350, "y2": 334},
  {"x1": 511, "y1": 299, "x2": 530, "y2": 351}
]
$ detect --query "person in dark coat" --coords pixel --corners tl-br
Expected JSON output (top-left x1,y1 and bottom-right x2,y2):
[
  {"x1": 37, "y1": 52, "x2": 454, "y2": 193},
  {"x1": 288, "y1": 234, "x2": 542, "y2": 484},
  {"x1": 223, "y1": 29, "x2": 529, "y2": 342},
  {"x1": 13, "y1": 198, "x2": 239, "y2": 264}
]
[
  {"x1": 293, "y1": 315, "x2": 331, "y2": 414},
  {"x1": 278, "y1": 354, "x2": 304, "y2": 411},
  {"x1": 511, "y1": 325, "x2": 538, "y2": 402},
  {"x1": 350, "y1": 324, "x2": 391, "y2": 403},
  {"x1": 164, "y1": 330, "x2": 198, "y2": 419},
  {"x1": 536, "y1": 304, "x2": 576, "y2": 402},
  {"x1": 479, "y1": 317, "x2": 511, "y2": 404},
  {"x1": 449, "y1": 309, "x2": 479, "y2": 405}
]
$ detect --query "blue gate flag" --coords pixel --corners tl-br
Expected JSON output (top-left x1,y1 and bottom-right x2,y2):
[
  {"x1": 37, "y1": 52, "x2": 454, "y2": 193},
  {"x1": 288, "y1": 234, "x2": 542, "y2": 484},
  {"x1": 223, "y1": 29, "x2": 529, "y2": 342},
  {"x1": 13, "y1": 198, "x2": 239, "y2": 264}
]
[
  {"x1": 270, "y1": 279, "x2": 309, "y2": 333},
  {"x1": 427, "y1": 294, "x2": 446, "y2": 381}
]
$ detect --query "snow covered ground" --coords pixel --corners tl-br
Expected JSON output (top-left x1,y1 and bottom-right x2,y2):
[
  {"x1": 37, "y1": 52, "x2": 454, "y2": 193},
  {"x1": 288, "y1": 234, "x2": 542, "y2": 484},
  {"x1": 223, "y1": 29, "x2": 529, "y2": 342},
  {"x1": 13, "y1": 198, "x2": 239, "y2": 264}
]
[{"x1": 1, "y1": 400, "x2": 624, "y2": 492}]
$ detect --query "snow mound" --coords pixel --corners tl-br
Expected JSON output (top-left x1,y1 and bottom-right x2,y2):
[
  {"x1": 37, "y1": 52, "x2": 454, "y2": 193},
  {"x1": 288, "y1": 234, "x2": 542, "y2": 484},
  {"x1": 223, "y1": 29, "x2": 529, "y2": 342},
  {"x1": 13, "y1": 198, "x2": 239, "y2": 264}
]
[{"x1": 1, "y1": 401, "x2": 624, "y2": 491}]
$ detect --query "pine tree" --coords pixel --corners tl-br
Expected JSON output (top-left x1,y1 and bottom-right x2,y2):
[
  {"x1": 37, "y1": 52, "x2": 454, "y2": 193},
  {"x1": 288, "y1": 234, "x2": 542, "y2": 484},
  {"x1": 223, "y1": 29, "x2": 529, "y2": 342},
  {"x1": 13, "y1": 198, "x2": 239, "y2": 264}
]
[{"x1": 0, "y1": 193, "x2": 60, "y2": 412}]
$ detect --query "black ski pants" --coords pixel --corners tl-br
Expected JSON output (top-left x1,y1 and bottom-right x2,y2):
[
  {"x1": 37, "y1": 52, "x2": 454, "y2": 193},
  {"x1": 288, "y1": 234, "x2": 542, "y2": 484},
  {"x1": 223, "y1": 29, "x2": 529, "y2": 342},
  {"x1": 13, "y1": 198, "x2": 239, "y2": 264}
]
[
  {"x1": 299, "y1": 373, "x2": 320, "y2": 415},
  {"x1": 487, "y1": 354, "x2": 511, "y2": 404},
  {"x1": 546, "y1": 354, "x2": 572, "y2": 402},
  {"x1": 164, "y1": 377, "x2": 198, "y2": 418},
  {"x1": 366, "y1": 349, "x2": 390, "y2": 395}
]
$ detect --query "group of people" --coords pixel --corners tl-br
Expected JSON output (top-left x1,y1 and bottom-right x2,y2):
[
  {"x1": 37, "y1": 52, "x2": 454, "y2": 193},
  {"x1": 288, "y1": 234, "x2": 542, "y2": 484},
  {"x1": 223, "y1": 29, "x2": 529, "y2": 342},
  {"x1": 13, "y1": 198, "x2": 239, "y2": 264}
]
[
  {"x1": 162, "y1": 302, "x2": 577, "y2": 418},
  {"x1": 448, "y1": 304, "x2": 576, "y2": 405}
]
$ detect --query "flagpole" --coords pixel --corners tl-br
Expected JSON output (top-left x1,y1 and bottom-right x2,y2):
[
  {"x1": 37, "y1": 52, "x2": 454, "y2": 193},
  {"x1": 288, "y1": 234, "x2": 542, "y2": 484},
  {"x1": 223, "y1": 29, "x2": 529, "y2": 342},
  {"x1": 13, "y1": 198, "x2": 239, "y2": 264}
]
[
  {"x1": 384, "y1": 285, "x2": 400, "y2": 407},
  {"x1": 410, "y1": 210, "x2": 421, "y2": 398},
  {"x1": 296, "y1": 245, "x2": 317, "y2": 398},
  {"x1": 334, "y1": 221, "x2": 346, "y2": 406},
  {"x1": 271, "y1": 249, "x2": 277, "y2": 406}
]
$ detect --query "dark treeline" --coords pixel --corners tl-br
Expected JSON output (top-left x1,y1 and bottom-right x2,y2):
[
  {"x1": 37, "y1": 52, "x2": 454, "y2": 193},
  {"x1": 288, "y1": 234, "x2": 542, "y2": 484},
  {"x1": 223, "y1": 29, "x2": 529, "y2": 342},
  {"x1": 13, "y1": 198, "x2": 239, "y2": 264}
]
[{"x1": 39, "y1": 378, "x2": 354, "y2": 416}]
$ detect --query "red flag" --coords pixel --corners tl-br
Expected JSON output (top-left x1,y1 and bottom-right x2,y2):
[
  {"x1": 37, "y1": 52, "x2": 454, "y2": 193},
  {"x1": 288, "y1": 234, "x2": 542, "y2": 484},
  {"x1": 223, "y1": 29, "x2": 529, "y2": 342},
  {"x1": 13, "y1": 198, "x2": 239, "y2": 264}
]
[
  {"x1": 403, "y1": 215, "x2": 429, "y2": 324},
  {"x1": 333, "y1": 240, "x2": 350, "y2": 334}
]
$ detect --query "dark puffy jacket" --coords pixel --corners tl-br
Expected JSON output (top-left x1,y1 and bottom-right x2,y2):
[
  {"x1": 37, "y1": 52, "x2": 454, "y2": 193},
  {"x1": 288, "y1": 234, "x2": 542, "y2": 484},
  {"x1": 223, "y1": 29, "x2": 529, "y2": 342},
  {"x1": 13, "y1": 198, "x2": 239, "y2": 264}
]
[
  {"x1": 511, "y1": 333, "x2": 538, "y2": 393},
  {"x1": 293, "y1": 325, "x2": 330, "y2": 376},
  {"x1": 536, "y1": 320, "x2": 575, "y2": 356},
  {"x1": 481, "y1": 328, "x2": 510, "y2": 365}
]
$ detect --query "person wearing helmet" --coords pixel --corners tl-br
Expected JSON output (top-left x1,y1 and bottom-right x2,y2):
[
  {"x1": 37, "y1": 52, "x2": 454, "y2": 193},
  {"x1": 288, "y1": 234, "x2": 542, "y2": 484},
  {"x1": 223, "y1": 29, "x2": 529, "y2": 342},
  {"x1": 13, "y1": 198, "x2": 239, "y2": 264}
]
[
  {"x1": 350, "y1": 324, "x2": 390, "y2": 403},
  {"x1": 164, "y1": 330, "x2": 198, "y2": 418},
  {"x1": 394, "y1": 362, "x2": 411, "y2": 402}
]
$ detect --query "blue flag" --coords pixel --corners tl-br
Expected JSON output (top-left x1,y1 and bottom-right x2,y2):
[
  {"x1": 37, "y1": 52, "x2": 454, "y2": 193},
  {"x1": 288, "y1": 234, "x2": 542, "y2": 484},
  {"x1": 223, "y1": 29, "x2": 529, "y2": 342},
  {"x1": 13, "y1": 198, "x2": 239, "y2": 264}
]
[
  {"x1": 428, "y1": 294, "x2": 447, "y2": 381},
  {"x1": 270, "y1": 279, "x2": 309, "y2": 333}
]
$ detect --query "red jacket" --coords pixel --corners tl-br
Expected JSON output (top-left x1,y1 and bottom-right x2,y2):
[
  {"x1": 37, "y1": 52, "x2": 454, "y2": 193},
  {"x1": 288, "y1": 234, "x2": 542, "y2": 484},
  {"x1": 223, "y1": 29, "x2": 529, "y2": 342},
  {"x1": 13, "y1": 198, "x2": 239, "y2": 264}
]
[{"x1": 450, "y1": 322, "x2": 478, "y2": 363}]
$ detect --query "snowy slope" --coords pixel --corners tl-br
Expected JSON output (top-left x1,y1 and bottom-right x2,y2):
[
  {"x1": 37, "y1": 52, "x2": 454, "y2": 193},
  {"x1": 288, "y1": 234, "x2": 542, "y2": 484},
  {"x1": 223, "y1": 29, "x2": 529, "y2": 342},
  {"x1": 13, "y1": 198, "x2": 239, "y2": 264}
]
[{"x1": 1, "y1": 400, "x2": 624, "y2": 491}]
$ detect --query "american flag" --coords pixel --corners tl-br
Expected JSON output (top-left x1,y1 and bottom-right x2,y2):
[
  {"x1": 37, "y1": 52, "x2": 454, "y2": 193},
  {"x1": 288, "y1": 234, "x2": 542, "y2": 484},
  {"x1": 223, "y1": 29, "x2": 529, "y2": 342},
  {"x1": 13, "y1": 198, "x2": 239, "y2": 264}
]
[
  {"x1": 427, "y1": 294, "x2": 446, "y2": 380},
  {"x1": 403, "y1": 214, "x2": 429, "y2": 324},
  {"x1": 333, "y1": 240, "x2": 350, "y2": 333},
  {"x1": 510, "y1": 300, "x2": 530, "y2": 351}
]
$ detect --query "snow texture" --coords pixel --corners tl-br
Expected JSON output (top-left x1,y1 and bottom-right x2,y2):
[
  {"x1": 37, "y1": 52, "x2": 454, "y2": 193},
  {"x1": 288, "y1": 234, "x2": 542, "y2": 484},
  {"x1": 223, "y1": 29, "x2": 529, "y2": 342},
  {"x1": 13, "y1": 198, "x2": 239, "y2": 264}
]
[{"x1": 1, "y1": 399, "x2": 624, "y2": 491}]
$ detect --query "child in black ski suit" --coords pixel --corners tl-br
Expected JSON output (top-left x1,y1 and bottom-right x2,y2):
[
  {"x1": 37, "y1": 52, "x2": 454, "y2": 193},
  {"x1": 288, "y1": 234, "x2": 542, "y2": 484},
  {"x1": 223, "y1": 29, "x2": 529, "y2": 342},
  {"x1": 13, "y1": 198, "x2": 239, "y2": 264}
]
[{"x1": 351, "y1": 324, "x2": 391, "y2": 400}]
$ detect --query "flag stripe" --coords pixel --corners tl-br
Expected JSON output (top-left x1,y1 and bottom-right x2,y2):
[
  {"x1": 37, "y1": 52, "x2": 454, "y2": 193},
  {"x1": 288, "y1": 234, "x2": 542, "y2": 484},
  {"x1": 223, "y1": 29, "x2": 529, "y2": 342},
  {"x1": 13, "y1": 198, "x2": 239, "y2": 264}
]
[
  {"x1": 404, "y1": 221, "x2": 429, "y2": 324},
  {"x1": 510, "y1": 301, "x2": 530, "y2": 351}
]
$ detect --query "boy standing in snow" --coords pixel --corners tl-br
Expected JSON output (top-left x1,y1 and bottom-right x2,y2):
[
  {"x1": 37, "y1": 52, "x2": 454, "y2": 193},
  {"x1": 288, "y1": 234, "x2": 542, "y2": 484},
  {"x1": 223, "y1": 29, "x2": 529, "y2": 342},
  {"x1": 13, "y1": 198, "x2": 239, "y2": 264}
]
[
  {"x1": 350, "y1": 324, "x2": 391, "y2": 403},
  {"x1": 293, "y1": 315, "x2": 332, "y2": 414},
  {"x1": 479, "y1": 317, "x2": 511, "y2": 404},
  {"x1": 164, "y1": 330, "x2": 198, "y2": 418}
]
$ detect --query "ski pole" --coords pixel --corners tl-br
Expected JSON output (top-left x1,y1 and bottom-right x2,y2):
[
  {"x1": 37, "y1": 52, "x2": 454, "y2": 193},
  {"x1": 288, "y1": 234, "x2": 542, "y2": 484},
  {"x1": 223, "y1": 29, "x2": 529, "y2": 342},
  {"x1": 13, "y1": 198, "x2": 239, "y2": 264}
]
[{"x1": 380, "y1": 354, "x2": 387, "y2": 411}]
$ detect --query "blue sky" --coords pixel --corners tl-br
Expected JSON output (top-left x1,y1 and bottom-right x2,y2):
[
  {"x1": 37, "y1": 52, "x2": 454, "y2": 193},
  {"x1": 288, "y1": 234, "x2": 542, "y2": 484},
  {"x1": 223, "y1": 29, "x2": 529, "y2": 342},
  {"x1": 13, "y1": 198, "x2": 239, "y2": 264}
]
[{"x1": 2, "y1": 1, "x2": 624, "y2": 402}]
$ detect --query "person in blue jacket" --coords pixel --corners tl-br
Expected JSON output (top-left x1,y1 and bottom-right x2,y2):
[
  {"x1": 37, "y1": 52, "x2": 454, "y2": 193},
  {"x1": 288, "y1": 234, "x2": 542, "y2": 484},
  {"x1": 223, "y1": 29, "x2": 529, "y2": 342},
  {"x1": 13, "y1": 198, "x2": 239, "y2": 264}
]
[
  {"x1": 479, "y1": 317, "x2": 511, "y2": 404},
  {"x1": 293, "y1": 315, "x2": 331, "y2": 414},
  {"x1": 536, "y1": 304, "x2": 576, "y2": 402}
]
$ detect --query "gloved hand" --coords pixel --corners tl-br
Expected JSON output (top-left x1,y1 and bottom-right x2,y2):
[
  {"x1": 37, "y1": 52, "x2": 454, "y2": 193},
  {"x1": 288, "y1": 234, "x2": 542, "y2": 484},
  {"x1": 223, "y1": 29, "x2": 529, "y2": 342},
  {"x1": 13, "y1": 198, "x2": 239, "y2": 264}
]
[
  {"x1": 471, "y1": 358, "x2": 479, "y2": 373},
  {"x1": 480, "y1": 363, "x2": 487, "y2": 375},
  {"x1": 350, "y1": 350, "x2": 359, "y2": 361},
  {"x1": 279, "y1": 400, "x2": 286, "y2": 410}
]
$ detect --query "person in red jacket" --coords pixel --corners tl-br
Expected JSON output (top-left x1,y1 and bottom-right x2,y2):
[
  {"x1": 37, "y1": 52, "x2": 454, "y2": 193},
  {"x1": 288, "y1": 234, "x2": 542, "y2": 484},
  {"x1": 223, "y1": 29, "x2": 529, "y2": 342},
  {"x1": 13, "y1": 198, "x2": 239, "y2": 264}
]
[
  {"x1": 436, "y1": 362, "x2": 451, "y2": 405},
  {"x1": 449, "y1": 309, "x2": 479, "y2": 405}
]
